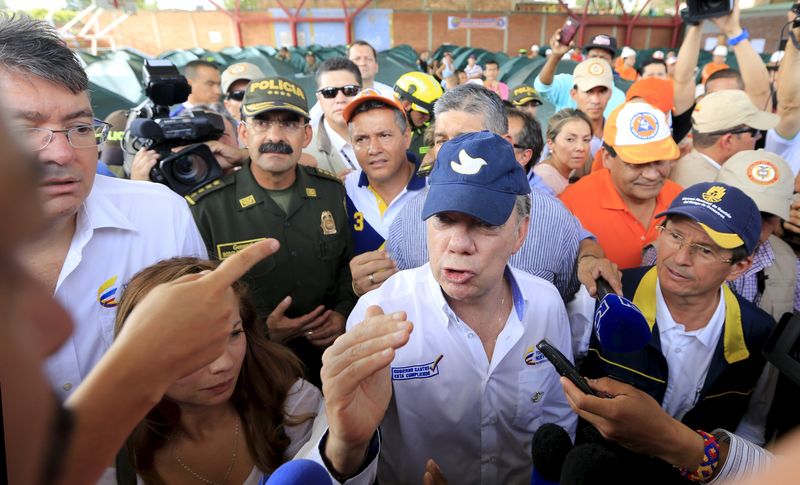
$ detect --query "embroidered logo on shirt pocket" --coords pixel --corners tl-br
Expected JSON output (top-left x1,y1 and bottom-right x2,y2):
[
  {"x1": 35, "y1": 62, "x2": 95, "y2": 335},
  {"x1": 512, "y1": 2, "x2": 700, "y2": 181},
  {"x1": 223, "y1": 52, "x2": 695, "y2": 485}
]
[{"x1": 511, "y1": 368, "x2": 548, "y2": 431}]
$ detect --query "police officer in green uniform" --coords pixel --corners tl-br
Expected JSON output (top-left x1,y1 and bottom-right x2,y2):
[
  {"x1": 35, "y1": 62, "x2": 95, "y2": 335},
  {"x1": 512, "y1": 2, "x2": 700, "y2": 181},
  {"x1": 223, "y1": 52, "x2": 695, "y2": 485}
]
[{"x1": 187, "y1": 76, "x2": 355, "y2": 387}]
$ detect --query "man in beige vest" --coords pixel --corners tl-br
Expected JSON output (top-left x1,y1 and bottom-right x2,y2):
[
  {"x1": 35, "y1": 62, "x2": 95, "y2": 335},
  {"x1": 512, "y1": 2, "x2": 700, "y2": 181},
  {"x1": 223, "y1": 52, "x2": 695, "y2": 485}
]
[
  {"x1": 304, "y1": 57, "x2": 363, "y2": 176},
  {"x1": 716, "y1": 150, "x2": 797, "y2": 321},
  {"x1": 670, "y1": 90, "x2": 778, "y2": 187}
]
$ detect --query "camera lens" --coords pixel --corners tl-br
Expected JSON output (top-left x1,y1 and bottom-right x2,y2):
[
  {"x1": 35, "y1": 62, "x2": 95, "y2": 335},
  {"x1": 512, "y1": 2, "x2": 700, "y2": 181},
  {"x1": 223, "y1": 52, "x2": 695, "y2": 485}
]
[{"x1": 170, "y1": 152, "x2": 209, "y2": 184}]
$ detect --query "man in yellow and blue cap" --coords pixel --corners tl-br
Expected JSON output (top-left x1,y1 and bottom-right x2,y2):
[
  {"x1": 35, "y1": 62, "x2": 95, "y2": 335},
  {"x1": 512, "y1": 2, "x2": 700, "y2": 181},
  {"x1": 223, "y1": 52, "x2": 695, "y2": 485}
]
[
  {"x1": 577, "y1": 181, "x2": 776, "y2": 482},
  {"x1": 188, "y1": 76, "x2": 356, "y2": 387}
]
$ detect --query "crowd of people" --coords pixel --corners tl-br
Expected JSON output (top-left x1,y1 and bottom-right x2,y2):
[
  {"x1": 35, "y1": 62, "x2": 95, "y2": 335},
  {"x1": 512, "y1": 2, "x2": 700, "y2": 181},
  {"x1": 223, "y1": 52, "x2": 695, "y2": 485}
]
[{"x1": 6, "y1": 1, "x2": 800, "y2": 484}]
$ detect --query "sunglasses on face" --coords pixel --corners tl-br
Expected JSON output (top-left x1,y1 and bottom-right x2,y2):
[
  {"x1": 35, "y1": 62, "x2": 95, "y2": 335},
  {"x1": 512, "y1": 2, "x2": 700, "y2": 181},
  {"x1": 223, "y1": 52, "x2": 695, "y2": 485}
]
[
  {"x1": 317, "y1": 84, "x2": 360, "y2": 99},
  {"x1": 226, "y1": 90, "x2": 245, "y2": 101},
  {"x1": 728, "y1": 127, "x2": 762, "y2": 139}
]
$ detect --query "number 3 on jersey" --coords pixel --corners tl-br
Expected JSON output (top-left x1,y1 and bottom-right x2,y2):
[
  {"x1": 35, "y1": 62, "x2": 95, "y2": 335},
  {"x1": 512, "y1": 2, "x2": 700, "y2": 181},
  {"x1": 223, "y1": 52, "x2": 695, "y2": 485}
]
[{"x1": 354, "y1": 212, "x2": 364, "y2": 231}]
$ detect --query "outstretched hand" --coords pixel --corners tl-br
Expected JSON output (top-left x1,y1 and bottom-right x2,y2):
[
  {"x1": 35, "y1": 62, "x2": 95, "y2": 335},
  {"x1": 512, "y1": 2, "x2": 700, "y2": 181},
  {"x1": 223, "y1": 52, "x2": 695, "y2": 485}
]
[{"x1": 321, "y1": 306, "x2": 412, "y2": 475}]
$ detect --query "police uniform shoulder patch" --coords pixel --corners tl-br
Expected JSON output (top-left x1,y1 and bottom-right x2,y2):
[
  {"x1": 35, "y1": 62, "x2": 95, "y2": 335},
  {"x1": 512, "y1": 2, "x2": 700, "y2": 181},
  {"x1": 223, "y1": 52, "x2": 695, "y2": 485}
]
[
  {"x1": 184, "y1": 177, "x2": 230, "y2": 205},
  {"x1": 304, "y1": 165, "x2": 343, "y2": 185}
]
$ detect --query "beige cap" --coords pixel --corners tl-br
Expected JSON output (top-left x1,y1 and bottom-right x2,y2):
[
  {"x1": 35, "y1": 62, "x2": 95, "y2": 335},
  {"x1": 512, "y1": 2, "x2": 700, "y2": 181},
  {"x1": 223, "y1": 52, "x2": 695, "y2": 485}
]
[
  {"x1": 692, "y1": 90, "x2": 779, "y2": 133},
  {"x1": 573, "y1": 58, "x2": 614, "y2": 92},
  {"x1": 221, "y1": 62, "x2": 266, "y2": 94},
  {"x1": 716, "y1": 149, "x2": 793, "y2": 220}
]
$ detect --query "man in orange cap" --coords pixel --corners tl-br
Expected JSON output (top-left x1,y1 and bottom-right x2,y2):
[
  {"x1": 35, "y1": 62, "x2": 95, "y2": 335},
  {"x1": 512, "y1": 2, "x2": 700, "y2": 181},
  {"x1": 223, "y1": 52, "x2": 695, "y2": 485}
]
[
  {"x1": 589, "y1": 77, "x2": 677, "y2": 172},
  {"x1": 560, "y1": 101, "x2": 683, "y2": 269}
]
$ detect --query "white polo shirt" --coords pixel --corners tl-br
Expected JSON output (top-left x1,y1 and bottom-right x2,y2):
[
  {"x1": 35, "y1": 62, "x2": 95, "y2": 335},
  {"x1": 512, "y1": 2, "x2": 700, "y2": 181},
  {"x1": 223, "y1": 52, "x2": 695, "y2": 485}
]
[
  {"x1": 44, "y1": 175, "x2": 207, "y2": 400},
  {"x1": 347, "y1": 264, "x2": 576, "y2": 485},
  {"x1": 324, "y1": 119, "x2": 358, "y2": 171}
]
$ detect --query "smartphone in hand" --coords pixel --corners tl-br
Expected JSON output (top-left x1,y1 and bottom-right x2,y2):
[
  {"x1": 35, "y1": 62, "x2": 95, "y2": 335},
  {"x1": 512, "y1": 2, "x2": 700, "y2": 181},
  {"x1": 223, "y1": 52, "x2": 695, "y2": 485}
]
[
  {"x1": 558, "y1": 17, "x2": 581, "y2": 46},
  {"x1": 537, "y1": 339, "x2": 596, "y2": 395}
]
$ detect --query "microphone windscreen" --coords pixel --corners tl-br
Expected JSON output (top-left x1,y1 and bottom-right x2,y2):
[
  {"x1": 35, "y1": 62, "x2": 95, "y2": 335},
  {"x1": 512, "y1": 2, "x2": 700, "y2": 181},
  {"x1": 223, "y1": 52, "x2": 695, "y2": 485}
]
[
  {"x1": 560, "y1": 444, "x2": 621, "y2": 485},
  {"x1": 575, "y1": 423, "x2": 605, "y2": 446},
  {"x1": 263, "y1": 459, "x2": 333, "y2": 485},
  {"x1": 531, "y1": 423, "x2": 573, "y2": 482},
  {"x1": 593, "y1": 294, "x2": 651, "y2": 352},
  {"x1": 128, "y1": 118, "x2": 163, "y2": 141}
]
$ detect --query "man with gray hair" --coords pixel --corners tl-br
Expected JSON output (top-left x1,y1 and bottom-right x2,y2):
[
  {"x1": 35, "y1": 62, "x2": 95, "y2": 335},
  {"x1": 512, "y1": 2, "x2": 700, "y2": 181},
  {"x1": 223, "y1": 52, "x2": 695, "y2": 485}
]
[
  {"x1": 377, "y1": 83, "x2": 621, "y2": 302},
  {"x1": 0, "y1": 13, "x2": 207, "y2": 399},
  {"x1": 325, "y1": 130, "x2": 576, "y2": 484}
]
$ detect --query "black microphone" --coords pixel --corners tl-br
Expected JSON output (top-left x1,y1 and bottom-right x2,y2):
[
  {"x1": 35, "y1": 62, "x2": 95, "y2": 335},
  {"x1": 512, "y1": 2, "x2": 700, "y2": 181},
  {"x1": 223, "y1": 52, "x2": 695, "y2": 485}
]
[
  {"x1": 531, "y1": 423, "x2": 573, "y2": 484},
  {"x1": 559, "y1": 444, "x2": 621, "y2": 485},
  {"x1": 128, "y1": 118, "x2": 164, "y2": 141},
  {"x1": 262, "y1": 459, "x2": 333, "y2": 485},
  {"x1": 592, "y1": 277, "x2": 651, "y2": 352}
]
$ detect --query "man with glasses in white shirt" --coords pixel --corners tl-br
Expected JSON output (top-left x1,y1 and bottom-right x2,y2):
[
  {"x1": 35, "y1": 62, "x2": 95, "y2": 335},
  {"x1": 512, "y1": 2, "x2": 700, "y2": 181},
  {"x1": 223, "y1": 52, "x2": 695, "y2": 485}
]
[
  {"x1": 0, "y1": 13, "x2": 207, "y2": 401},
  {"x1": 188, "y1": 76, "x2": 355, "y2": 387},
  {"x1": 305, "y1": 57, "x2": 363, "y2": 177}
]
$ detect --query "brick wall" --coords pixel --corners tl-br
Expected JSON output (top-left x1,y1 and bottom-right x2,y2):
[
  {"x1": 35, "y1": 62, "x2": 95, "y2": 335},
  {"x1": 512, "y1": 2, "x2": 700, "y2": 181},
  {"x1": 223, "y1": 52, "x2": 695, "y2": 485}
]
[{"x1": 86, "y1": 7, "x2": 786, "y2": 56}]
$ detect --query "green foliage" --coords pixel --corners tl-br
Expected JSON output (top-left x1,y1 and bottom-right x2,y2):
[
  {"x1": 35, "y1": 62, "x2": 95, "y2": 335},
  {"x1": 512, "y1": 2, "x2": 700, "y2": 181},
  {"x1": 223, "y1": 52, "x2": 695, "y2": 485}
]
[{"x1": 223, "y1": 0, "x2": 263, "y2": 10}]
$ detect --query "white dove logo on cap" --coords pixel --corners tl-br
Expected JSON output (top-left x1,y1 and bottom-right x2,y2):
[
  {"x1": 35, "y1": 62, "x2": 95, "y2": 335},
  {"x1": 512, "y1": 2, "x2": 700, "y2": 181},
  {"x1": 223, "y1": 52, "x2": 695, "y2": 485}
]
[{"x1": 450, "y1": 149, "x2": 488, "y2": 175}]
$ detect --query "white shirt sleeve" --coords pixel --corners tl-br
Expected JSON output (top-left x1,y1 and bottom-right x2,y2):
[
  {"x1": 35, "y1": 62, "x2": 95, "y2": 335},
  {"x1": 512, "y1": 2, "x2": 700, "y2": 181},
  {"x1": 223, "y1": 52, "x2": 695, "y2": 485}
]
[
  {"x1": 285, "y1": 380, "x2": 379, "y2": 485},
  {"x1": 180, "y1": 207, "x2": 209, "y2": 259},
  {"x1": 707, "y1": 429, "x2": 772, "y2": 484},
  {"x1": 566, "y1": 286, "x2": 596, "y2": 363}
]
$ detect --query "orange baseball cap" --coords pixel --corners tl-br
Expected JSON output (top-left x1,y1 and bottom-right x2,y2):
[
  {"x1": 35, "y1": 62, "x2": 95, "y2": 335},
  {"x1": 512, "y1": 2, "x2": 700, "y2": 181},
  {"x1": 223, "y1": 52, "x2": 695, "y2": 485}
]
[
  {"x1": 625, "y1": 78, "x2": 674, "y2": 115},
  {"x1": 701, "y1": 62, "x2": 730, "y2": 83},
  {"x1": 603, "y1": 101, "x2": 680, "y2": 164},
  {"x1": 343, "y1": 88, "x2": 409, "y2": 124}
]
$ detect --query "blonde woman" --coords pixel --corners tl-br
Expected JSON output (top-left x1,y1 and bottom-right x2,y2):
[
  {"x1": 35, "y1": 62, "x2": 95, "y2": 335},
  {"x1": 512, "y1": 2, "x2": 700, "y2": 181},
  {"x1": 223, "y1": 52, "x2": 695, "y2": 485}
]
[{"x1": 534, "y1": 109, "x2": 593, "y2": 194}]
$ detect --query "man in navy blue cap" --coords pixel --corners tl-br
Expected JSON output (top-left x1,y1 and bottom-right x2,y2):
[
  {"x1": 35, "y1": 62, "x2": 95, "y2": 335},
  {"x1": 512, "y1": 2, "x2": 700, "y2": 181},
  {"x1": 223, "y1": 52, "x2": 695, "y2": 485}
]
[
  {"x1": 323, "y1": 131, "x2": 576, "y2": 484},
  {"x1": 572, "y1": 182, "x2": 777, "y2": 482}
]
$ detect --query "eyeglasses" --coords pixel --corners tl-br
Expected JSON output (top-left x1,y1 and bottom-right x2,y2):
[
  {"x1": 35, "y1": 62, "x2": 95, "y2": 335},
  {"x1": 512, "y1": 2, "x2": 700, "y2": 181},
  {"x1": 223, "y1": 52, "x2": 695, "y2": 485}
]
[
  {"x1": 16, "y1": 119, "x2": 111, "y2": 152},
  {"x1": 226, "y1": 90, "x2": 245, "y2": 101},
  {"x1": 729, "y1": 127, "x2": 762, "y2": 140},
  {"x1": 245, "y1": 118, "x2": 308, "y2": 134},
  {"x1": 707, "y1": 127, "x2": 762, "y2": 139},
  {"x1": 317, "y1": 84, "x2": 360, "y2": 99},
  {"x1": 657, "y1": 225, "x2": 733, "y2": 264}
]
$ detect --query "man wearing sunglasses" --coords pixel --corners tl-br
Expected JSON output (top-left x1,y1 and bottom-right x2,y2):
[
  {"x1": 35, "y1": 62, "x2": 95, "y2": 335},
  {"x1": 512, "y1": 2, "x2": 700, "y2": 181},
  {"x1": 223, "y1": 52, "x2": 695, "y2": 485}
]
[
  {"x1": 188, "y1": 76, "x2": 356, "y2": 387},
  {"x1": 304, "y1": 57, "x2": 363, "y2": 176},
  {"x1": 221, "y1": 62, "x2": 265, "y2": 122},
  {"x1": 670, "y1": 89, "x2": 779, "y2": 187},
  {"x1": 0, "y1": 13, "x2": 207, "y2": 401}
]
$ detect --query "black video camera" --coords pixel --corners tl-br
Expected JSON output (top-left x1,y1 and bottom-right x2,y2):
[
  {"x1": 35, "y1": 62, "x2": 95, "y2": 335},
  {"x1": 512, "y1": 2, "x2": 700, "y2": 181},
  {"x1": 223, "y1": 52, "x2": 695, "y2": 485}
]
[
  {"x1": 681, "y1": 0, "x2": 733, "y2": 23},
  {"x1": 126, "y1": 59, "x2": 224, "y2": 196}
]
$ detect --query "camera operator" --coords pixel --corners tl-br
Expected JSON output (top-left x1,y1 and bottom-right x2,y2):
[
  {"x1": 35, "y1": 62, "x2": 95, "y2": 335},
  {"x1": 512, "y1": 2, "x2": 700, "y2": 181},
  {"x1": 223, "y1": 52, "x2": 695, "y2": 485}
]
[
  {"x1": 171, "y1": 59, "x2": 222, "y2": 116},
  {"x1": 129, "y1": 103, "x2": 247, "y2": 181}
]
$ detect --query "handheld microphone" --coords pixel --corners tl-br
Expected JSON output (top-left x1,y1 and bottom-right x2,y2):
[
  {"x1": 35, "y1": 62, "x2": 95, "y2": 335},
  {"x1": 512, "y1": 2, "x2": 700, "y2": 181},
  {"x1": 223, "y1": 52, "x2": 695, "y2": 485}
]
[
  {"x1": 592, "y1": 277, "x2": 651, "y2": 352},
  {"x1": 531, "y1": 423, "x2": 573, "y2": 484},
  {"x1": 262, "y1": 459, "x2": 333, "y2": 485}
]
